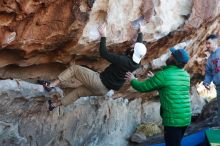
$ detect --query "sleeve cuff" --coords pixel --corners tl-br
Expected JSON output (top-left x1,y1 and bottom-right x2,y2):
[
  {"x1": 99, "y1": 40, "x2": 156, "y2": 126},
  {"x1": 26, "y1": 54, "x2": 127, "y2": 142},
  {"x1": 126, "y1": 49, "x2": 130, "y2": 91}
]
[
  {"x1": 101, "y1": 37, "x2": 106, "y2": 41},
  {"x1": 130, "y1": 78, "x2": 137, "y2": 84},
  {"x1": 203, "y1": 82, "x2": 209, "y2": 86}
]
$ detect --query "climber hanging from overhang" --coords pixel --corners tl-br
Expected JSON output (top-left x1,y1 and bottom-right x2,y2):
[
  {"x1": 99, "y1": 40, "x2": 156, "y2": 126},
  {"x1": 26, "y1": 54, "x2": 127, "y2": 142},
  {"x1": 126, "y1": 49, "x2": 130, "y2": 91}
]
[{"x1": 41, "y1": 22, "x2": 147, "y2": 111}]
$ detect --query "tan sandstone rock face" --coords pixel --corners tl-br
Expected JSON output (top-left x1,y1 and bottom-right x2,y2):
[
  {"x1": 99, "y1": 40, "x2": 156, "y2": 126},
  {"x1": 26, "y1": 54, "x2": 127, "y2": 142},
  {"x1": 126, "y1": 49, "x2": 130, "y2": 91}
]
[
  {"x1": 0, "y1": 0, "x2": 220, "y2": 145},
  {"x1": 0, "y1": 0, "x2": 219, "y2": 81}
]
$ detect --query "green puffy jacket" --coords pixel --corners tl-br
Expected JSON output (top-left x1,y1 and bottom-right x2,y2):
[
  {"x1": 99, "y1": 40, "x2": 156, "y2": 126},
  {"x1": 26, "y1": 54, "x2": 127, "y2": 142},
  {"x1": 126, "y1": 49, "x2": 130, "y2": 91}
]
[{"x1": 131, "y1": 65, "x2": 191, "y2": 127}]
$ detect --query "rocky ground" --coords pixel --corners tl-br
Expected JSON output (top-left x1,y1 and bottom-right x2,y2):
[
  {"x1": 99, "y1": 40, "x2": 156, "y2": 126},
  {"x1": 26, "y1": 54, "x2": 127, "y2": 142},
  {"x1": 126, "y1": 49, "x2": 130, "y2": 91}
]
[{"x1": 129, "y1": 98, "x2": 220, "y2": 146}]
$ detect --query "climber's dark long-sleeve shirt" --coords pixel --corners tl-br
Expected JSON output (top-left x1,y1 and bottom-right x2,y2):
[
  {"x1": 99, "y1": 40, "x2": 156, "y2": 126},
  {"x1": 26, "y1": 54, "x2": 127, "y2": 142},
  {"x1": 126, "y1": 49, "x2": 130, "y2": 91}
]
[{"x1": 99, "y1": 33, "x2": 143, "y2": 90}]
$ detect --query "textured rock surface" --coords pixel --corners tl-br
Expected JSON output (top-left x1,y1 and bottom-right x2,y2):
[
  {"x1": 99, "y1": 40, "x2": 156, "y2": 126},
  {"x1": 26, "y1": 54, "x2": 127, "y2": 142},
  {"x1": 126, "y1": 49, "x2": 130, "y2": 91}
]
[
  {"x1": 141, "y1": 101, "x2": 162, "y2": 124},
  {"x1": 130, "y1": 132, "x2": 147, "y2": 144},
  {"x1": 0, "y1": 0, "x2": 219, "y2": 76},
  {"x1": 0, "y1": 80, "x2": 142, "y2": 146},
  {"x1": 190, "y1": 86, "x2": 206, "y2": 116},
  {"x1": 196, "y1": 82, "x2": 216, "y2": 101},
  {"x1": 1, "y1": 0, "x2": 220, "y2": 145}
]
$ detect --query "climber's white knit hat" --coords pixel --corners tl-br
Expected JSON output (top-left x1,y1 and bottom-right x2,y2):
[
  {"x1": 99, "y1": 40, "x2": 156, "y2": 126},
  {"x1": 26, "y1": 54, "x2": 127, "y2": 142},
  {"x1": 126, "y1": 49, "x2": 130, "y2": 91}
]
[{"x1": 132, "y1": 43, "x2": 147, "y2": 64}]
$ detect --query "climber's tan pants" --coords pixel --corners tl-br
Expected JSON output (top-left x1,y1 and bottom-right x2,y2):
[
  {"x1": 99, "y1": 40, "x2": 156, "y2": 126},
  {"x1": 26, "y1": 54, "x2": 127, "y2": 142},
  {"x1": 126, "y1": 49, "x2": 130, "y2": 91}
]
[{"x1": 58, "y1": 64, "x2": 108, "y2": 106}]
